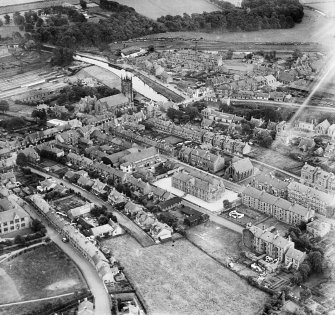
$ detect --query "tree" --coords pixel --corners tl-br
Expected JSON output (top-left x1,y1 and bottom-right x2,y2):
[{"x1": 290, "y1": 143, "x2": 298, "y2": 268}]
[
  {"x1": 0, "y1": 100, "x2": 9, "y2": 113},
  {"x1": 223, "y1": 199, "x2": 232, "y2": 209},
  {"x1": 226, "y1": 49, "x2": 233, "y2": 60},
  {"x1": 4, "y1": 14, "x2": 10, "y2": 25},
  {"x1": 51, "y1": 47, "x2": 74, "y2": 66},
  {"x1": 80, "y1": 0, "x2": 87, "y2": 10},
  {"x1": 298, "y1": 262, "x2": 311, "y2": 281},
  {"x1": 98, "y1": 215, "x2": 109, "y2": 226},
  {"x1": 0, "y1": 19, "x2": 3, "y2": 27},
  {"x1": 14, "y1": 235, "x2": 26, "y2": 245},
  {"x1": 292, "y1": 48, "x2": 303, "y2": 61},
  {"x1": 16, "y1": 152, "x2": 27, "y2": 166},
  {"x1": 31, "y1": 219, "x2": 45, "y2": 233},
  {"x1": 308, "y1": 251, "x2": 323, "y2": 273},
  {"x1": 300, "y1": 287, "x2": 311, "y2": 301},
  {"x1": 148, "y1": 45, "x2": 155, "y2": 52}
]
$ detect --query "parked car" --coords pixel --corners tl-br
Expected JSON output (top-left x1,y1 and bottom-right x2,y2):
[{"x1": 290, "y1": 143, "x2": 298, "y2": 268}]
[{"x1": 62, "y1": 237, "x2": 69, "y2": 243}]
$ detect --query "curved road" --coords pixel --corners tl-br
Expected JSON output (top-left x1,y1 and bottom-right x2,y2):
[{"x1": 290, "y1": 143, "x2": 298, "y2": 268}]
[{"x1": 19, "y1": 197, "x2": 111, "y2": 315}]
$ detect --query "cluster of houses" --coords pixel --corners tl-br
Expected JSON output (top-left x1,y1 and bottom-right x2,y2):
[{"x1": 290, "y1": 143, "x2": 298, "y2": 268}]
[
  {"x1": 300, "y1": 163, "x2": 335, "y2": 195},
  {"x1": 124, "y1": 201, "x2": 173, "y2": 242},
  {"x1": 243, "y1": 224, "x2": 306, "y2": 270},
  {"x1": 29, "y1": 194, "x2": 124, "y2": 289},
  {"x1": 147, "y1": 117, "x2": 252, "y2": 156},
  {"x1": 242, "y1": 186, "x2": 315, "y2": 226},
  {"x1": 250, "y1": 171, "x2": 335, "y2": 218}
]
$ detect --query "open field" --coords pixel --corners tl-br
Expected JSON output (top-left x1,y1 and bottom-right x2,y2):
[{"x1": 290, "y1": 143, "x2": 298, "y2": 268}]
[
  {"x1": 186, "y1": 221, "x2": 242, "y2": 261},
  {"x1": 0, "y1": 243, "x2": 87, "y2": 305},
  {"x1": 52, "y1": 195, "x2": 86, "y2": 213},
  {"x1": 105, "y1": 234, "x2": 268, "y2": 315},
  {"x1": 111, "y1": 0, "x2": 218, "y2": 19},
  {"x1": 0, "y1": 0, "x2": 79, "y2": 15}
]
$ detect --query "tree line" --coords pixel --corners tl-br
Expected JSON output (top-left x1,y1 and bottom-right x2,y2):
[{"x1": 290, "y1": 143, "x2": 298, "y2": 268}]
[{"x1": 24, "y1": 0, "x2": 303, "y2": 52}]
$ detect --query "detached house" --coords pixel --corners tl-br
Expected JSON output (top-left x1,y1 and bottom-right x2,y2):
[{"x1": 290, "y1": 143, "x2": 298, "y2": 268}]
[
  {"x1": 91, "y1": 179, "x2": 108, "y2": 196},
  {"x1": 20, "y1": 147, "x2": 40, "y2": 163},
  {"x1": 315, "y1": 119, "x2": 330, "y2": 135}
]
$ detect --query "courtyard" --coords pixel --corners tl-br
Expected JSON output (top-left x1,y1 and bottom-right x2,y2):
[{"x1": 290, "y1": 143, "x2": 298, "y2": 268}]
[{"x1": 52, "y1": 195, "x2": 86, "y2": 213}]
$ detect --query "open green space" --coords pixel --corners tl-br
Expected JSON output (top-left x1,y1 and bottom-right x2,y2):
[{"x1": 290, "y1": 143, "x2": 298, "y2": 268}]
[
  {"x1": 0, "y1": 243, "x2": 87, "y2": 305},
  {"x1": 104, "y1": 234, "x2": 268, "y2": 315},
  {"x1": 52, "y1": 195, "x2": 86, "y2": 213}
]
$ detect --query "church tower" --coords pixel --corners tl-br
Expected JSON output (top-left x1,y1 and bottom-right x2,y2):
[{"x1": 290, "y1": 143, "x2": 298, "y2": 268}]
[{"x1": 121, "y1": 71, "x2": 134, "y2": 103}]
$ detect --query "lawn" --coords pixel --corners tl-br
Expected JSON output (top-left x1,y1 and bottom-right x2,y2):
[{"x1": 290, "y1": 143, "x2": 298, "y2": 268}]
[
  {"x1": 104, "y1": 234, "x2": 268, "y2": 315},
  {"x1": 186, "y1": 221, "x2": 242, "y2": 261},
  {"x1": 52, "y1": 195, "x2": 86, "y2": 213},
  {"x1": 111, "y1": 0, "x2": 218, "y2": 19},
  {"x1": 0, "y1": 243, "x2": 87, "y2": 304}
]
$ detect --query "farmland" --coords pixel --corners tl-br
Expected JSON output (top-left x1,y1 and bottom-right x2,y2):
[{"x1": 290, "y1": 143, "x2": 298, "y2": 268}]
[
  {"x1": 0, "y1": 243, "x2": 87, "y2": 314},
  {"x1": 106, "y1": 234, "x2": 268, "y2": 315},
  {"x1": 111, "y1": 0, "x2": 218, "y2": 19}
]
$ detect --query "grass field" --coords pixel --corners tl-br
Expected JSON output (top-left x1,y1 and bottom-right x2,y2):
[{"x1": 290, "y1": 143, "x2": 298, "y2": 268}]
[
  {"x1": 111, "y1": 0, "x2": 218, "y2": 19},
  {"x1": 0, "y1": 243, "x2": 87, "y2": 304},
  {"x1": 186, "y1": 222, "x2": 242, "y2": 261},
  {"x1": 104, "y1": 235, "x2": 268, "y2": 315}
]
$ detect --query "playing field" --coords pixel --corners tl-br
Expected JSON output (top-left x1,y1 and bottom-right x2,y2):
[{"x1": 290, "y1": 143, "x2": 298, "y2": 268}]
[
  {"x1": 0, "y1": 243, "x2": 87, "y2": 305},
  {"x1": 111, "y1": 0, "x2": 218, "y2": 19},
  {"x1": 104, "y1": 235, "x2": 268, "y2": 315}
]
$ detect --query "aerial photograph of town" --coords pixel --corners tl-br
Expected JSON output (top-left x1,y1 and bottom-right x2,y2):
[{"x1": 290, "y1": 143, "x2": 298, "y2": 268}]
[{"x1": 0, "y1": 0, "x2": 334, "y2": 314}]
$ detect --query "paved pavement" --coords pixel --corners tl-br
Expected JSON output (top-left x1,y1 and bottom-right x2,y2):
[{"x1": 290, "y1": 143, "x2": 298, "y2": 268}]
[
  {"x1": 29, "y1": 167, "x2": 155, "y2": 247},
  {"x1": 20, "y1": 189, "x2": 112, "y2": 315}
]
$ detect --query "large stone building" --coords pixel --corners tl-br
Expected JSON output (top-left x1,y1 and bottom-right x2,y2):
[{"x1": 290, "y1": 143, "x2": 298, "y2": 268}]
[
  {"x1": 0, "y1": 196, "x2": 31, "y2": 235},
  {"x1": 250, "y1": 172, "x2": 289, "y2": 198},
  {"x1": 300, "y1": 163, "x2": 335, "y2": 195},
  {"x1": 178, "y1": 147, "x2": 225, "y2": 173},
  {"x1": 171, "y1": 170, "x2": 225, "y2": 202},
  {"x1": 242, "y1": 186, "x2": 314, "y2": 226},
  {"x1": 287, "y1": 181, "x2": 335, "y2": 216},
  {"x1": 243, "y1": 225, "x2": 305, "y2": 269}
]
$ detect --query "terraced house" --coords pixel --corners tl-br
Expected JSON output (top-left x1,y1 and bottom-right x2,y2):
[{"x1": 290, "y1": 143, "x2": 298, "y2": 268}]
[
  {"x1": 179, "y1": 147, "x2": 225, "y2": 173},
  {"x1": 172, "y1": 170, "x2": 225, "y2": 202},
  {"x1": 244, "y1": 225, "x2": 305, "y2": 269},
  {"x1": 250, "y1": 172, "x2": 289, "y2": 198},
  {"x1": 242, "y1": 186, "x2": 315, "y2": 226},
  {"x1": 300, "y1": 163, "x2": 335, "y2": 194},
  {"x1": 287, "y1": 181, "x2": 335, "y2": 216}
]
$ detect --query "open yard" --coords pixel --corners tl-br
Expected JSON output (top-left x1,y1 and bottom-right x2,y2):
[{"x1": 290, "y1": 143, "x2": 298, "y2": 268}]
[
  {"x1": 104, "y1": 234, "x2": 268, "y2": 315},
  {"x1": 52, "y1": 195, "x2": 86, "y2": 213},
  {"x1": 111, "y1": 0, "x2": 218, "y2": 19},
  {"x1": 0, "y1": 243, "x2": 87, "y2": 306}
]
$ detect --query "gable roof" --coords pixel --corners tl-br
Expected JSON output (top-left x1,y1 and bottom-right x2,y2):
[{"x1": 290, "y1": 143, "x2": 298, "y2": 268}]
[{"x1": 232, "y1": 158, "x2": 253, "y2": 173}]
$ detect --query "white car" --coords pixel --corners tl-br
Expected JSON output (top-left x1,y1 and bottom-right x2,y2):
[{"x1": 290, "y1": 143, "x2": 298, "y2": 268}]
[{"x1": 265, "y1": 256, "x2": 273, "y2": 263}]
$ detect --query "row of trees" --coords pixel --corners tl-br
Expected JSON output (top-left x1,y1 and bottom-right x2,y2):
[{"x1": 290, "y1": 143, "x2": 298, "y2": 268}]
[{"x1": 158, "y1": 0, "x2": 303, "y2": 32}]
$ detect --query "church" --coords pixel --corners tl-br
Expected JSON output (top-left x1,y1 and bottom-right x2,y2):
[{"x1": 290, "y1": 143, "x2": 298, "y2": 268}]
[{"x1": 78, "y1": 70, "x2": 134, "y2": 115}]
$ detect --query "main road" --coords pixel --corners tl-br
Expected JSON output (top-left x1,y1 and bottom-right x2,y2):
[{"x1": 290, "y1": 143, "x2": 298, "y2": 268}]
[
  {"x1": 18, "y1": 196, "x2": 112, "y2": 315},
  {"x1": 29, "y1": 167, "x2": 155, "y2": 247}
]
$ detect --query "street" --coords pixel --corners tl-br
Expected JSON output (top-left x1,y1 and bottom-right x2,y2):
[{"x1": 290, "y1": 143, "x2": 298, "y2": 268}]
[
  {"x1": 29, "y1": 167, "x2": 155, "y2": 247},
  {"x1": 18, "y1": 197, "x2": 112, "y2": 315}
]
